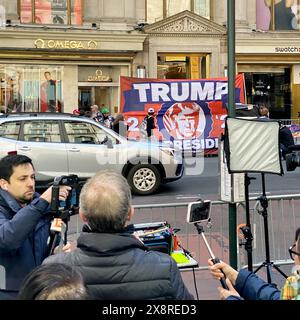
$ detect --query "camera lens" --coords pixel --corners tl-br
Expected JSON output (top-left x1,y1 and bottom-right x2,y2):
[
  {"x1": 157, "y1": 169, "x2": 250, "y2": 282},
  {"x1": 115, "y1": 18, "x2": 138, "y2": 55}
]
[{"x1": 286, "y1": 152, "x2": 300, "y2": 171}]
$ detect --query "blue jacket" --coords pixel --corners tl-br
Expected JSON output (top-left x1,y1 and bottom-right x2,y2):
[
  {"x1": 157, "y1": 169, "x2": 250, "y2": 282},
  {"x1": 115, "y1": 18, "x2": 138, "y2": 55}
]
[
  {"x1": 0, "y1": 189, "x2": 51, "y2": 291},
  {"x1": 228, "y1": 268, "x2": 280, "y2": 300}
]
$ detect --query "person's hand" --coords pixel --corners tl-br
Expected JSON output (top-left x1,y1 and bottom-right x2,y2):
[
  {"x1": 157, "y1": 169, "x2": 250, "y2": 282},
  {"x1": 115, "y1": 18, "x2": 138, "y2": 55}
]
[
  {"x1": 132, "y1": 232, "x2": 144, "y2": 244},
  {"x1": 40, "y1": 185, "x2": 71, "y2": 204},
  {"x1": 208, "y1": 259, "x2": 238, "y2": 285},
  {"x1": 53, "y1": 240, "x2": 77, "y2": 254},
  {"x1": 218, "y1": 278, "x2": 240, "y2": 300}
]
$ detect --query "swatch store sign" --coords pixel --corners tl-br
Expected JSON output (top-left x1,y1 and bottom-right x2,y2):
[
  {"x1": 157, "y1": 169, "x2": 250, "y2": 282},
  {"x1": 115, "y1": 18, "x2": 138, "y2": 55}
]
[{"x1": 120, "y1": 75, "x2": 245, "y2": 154}]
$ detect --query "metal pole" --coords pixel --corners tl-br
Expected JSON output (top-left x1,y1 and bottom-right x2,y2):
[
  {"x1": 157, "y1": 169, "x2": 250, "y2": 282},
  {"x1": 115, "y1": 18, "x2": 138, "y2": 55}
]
[{"x1": 227, "y1": 0, "x2": 237, "y2": 269}]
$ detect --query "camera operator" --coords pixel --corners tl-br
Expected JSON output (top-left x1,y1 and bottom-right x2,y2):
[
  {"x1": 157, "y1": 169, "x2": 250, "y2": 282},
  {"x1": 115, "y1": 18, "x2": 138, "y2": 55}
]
[
  {"x1": 0, "y1": 154, "x2": 71, "y2": 299},
  {"x1": 279, "y1": 122, "x2": 295, "y2": 160},
  {"x1": 43, "y1": 170, "x2": 193, "y2": 300},
  {"x1": 207, "y1": 227, "x2": 300, "y2": 300}
]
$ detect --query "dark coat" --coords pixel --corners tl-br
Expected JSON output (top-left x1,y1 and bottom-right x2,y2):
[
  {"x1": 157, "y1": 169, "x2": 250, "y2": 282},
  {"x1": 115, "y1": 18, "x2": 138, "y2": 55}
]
[
  {"x1": 0, "y1": 189, "x2": 51, "y2": 291},
  {"x1": 228, "y1": 269, "x2": 280, "y2": 300},
  {"x1": 44, "y1": 231, "x2": 194, "y2": 300},
  {"x1": 145, "y1": 115, "x2": 155, "y2": 137}
]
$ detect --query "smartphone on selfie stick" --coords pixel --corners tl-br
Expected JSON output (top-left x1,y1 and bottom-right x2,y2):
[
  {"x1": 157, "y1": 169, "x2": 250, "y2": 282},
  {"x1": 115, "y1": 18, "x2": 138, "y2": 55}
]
[{"x1": 187, "y1": 200, "x2": 229, "y2": 290}]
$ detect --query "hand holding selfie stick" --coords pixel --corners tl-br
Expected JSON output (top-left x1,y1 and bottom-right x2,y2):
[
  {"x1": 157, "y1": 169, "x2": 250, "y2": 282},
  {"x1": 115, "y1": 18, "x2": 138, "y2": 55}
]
[{"x1": 194, "y1": 223, "x2": 229, "y2": 290}]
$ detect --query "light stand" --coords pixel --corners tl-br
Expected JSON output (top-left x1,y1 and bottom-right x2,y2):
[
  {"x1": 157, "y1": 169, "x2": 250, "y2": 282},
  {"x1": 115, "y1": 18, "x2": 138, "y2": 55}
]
[
  {"x1": 240, "y1": 173, "x2": 255, "y2": 272},
  {"x1": 224, "y1": 117, "x2": 285, "y2": 284},
  {"x1": 253, "y1": 173, "x2": 288, "y2": 284}
]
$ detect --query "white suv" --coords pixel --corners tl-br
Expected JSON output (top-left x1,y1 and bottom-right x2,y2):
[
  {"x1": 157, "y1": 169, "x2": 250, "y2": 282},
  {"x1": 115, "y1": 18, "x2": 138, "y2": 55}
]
[{"x1": 0, "y1": 113, "x2": 183, "y2": 195}]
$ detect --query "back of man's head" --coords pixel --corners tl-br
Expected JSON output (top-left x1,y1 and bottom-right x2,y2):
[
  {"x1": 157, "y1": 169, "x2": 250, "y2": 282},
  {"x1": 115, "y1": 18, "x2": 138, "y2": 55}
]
[
  {"x1": 79, "y1": 170, "x2": 132, "y2": 232},
  {"x1": 0, "y1": 154, "x2": 33, "y2": 182}
]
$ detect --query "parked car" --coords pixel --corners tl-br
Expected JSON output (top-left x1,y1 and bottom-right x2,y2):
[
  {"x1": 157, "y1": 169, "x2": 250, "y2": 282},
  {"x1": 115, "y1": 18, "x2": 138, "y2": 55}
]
[{"x1": 0, "y1": 113, "x2": 184, "y2": 195}]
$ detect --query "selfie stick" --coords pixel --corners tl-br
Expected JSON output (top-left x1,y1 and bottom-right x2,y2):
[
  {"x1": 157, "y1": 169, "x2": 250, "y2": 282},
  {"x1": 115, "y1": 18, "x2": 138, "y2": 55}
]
[{"x1": 194, "y1": 222, "x2": 229, "y2": 290}]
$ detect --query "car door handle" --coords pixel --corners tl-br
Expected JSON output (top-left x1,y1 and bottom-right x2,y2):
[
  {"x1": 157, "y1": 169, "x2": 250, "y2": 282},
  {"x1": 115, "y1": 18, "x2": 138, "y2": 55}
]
[
  {"x1": 19, "y1": 146, "x2": 31, "y2": 151},
  {"x1": 68, "y1": 148, "x2": 80, "y2": 152}
]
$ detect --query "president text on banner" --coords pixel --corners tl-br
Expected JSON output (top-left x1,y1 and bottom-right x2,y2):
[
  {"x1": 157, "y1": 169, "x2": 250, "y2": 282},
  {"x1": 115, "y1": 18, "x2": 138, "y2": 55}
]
[{"x1": 120, "y1": 75, "x2": 245, "y2": 154}]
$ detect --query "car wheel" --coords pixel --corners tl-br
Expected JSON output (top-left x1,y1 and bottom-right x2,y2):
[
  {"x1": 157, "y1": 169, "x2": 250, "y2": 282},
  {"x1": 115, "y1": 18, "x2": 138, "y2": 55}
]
[{"x1": 127, "y1": 164, "x2": 161, "y2": 195}]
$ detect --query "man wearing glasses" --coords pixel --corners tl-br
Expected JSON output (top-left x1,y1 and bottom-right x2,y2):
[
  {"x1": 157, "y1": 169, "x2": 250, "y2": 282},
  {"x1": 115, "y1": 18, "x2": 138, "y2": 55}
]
[{"x1": 208, "y1": 227, "x2": 300, "y2": 300}]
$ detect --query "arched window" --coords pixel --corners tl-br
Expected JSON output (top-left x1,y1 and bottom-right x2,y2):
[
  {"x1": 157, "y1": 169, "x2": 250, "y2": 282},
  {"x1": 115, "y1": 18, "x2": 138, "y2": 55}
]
[{"x1": 19, "y1": 0, "x2": 83, "y2": 25}]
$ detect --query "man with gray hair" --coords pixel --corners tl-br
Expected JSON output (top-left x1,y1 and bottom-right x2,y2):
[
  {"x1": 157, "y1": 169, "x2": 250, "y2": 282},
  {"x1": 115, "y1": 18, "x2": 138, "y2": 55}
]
[
  {"x1": 90, "y1": 104, "x2": 103, "y2": 123},
  {"x1": 43, "y1": 170, "x2": 193, "y2": 300}
]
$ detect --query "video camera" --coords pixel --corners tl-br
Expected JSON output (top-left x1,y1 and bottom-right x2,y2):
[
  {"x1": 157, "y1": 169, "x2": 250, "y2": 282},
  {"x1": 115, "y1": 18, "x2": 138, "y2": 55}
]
[
  {"x1": 286, "y1": 145, "x2": 300, "y2": 171},
  {"x1": 50, "y1": 174, "x2": 81, "y2": 221}
]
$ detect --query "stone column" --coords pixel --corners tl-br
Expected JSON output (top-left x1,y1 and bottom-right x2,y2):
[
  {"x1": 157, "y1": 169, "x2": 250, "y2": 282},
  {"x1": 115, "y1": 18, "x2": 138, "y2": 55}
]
[
  {"x1": 100, "y1": 0, "x2": 138, "y2": 30},
  {"x1": 235, "y1": 0, "x2": 250, "y2": 31},
  {"x1": 83, "y1": 0, "x2": 100, "y2": 24},
  {"x1": 4, "y1": 0, "x2": 18, "y2": 22}
]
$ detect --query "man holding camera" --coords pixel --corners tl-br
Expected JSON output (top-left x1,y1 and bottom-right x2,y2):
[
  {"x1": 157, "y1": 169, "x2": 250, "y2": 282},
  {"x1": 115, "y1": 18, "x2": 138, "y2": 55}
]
[
  {"x1": 0, "y1": 154, "x2": 70, "y2": 299},
  {"x1": 43, "y1": 170, "x2": 193, "y2": 300}
]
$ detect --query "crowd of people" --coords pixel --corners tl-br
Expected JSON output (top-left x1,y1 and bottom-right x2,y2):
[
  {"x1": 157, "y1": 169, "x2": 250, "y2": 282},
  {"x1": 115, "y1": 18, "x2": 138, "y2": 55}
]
[
  {"x1": 0, "y1": 99, "x2": 298, "y2": 301},
  {"x1": 0, "y1": 153, "x2": 298, "y2": 301}
]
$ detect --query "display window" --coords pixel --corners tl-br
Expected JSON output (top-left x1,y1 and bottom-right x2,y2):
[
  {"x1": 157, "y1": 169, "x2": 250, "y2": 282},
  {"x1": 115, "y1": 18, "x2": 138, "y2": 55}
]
[
  {"x1": 157, "y1": 53, "x2": 209, "y2": 79},
  {"x1": 0, "y1": 65, "x2": 63, "y2": 113},
  {"x1": 243, "y1": 68, "x2": 292, "y2": 119}
]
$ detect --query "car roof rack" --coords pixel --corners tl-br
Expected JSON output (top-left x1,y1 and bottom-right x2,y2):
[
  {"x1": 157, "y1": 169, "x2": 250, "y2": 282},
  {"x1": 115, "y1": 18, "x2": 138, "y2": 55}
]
[{"x1": 0, "y1": 112, "x2": 79, "y2": 118}]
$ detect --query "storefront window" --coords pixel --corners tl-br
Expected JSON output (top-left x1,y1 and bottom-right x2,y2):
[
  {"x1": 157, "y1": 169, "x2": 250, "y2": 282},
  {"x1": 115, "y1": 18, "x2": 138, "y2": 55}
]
[
  {"x1": 20, "y1": 0, "x2": 83, "y2": 25},
  {"x1": 146, "y1": 0, "x2": 210, "y2": 23},
  {"x1": 0, "y1": 65, "x2": 63, "y2": 113},
  {"x1": 244, "y1": 69, "x2": 292, "y2": 119},
  {"x1": 256, "y1": 0, "x2": 299, "y2": 31},
  {"x1": 157, "y1": 54, "x2": 209, "y2": 79}
]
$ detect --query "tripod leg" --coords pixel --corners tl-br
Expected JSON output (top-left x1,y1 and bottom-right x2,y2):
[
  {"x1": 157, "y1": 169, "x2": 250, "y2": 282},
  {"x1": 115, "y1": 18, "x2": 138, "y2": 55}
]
[
  {"x1": 272, "y1": 264, "x2": 288, "y2": 279},
  {"x1": 266, "y1": 263, "x2": 272, "y2": 284},
  {"x1": 254, "y1": 263, "x2": 264, "y2": 274}
]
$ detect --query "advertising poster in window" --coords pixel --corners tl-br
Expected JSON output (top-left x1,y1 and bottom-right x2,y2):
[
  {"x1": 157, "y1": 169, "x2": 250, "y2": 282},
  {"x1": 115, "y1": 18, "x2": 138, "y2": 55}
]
[
  {"x1": 40, "y1": 69, "x2": 62, "y2": 112},
  {"x1": 120, "y1": 75, "x2": 246, "y2": 154}
]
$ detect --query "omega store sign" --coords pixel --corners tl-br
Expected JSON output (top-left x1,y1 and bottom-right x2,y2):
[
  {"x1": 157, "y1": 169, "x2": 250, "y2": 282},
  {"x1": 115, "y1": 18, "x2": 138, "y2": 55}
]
[{"x1": 34, "y1": 38, "x2": 98, "y2": 50}]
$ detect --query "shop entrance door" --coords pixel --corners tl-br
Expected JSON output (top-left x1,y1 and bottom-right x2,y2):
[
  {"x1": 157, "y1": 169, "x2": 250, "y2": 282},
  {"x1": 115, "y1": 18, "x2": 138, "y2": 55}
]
[
  {"x1": 78, "y1": 85, "x2": 113, "y2": 112},
  {"x1": 78, "y1": 87, "x2": 91, "y2": 110}
]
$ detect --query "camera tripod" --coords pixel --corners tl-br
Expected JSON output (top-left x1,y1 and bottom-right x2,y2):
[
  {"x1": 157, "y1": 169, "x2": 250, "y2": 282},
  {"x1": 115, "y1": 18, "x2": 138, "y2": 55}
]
[{"x1": 253, "y1": 173, "x2": 288, "y2": 284}]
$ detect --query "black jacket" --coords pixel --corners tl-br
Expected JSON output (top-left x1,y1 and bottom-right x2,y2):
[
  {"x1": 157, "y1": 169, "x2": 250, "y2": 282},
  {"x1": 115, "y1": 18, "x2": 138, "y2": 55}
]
[
  {"x1": 0, "y1": 190, "x2": 51, "y2": 291},
  {"x1": 43, "y1": 231, "x2": 193, "y2": 300},
  {"x1": 145, "y1": 115, "x2": 155, "y2": 137}
]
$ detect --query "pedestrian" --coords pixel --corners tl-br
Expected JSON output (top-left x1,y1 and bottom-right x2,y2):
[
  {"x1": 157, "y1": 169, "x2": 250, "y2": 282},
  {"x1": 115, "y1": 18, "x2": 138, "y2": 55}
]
[
  {"x1": 258, "y1": 103, "x2": 270, "y2": 118},
  {"x1": 139, "y1": 107, "x2": 156, "y2": 139},
  {"x1": 18, "y1": 263, "x2": 88, "y2": 300},
  {"x1": 0, "y1": 154, "x2": 71, "y2": 299},
  {"x1": 208, "y1": 227, "x2": 300, "y2": 300},
  {"x1": 100, "y1": 107, "x2": 114, "y2": 129},
  {"x1": 90, "y1": 105, "x2": 103, "y2": 122},
  {"x1": 112, "y1": 113, "x2": 128, "y2": 136},
  {"x1": 43, "y1": 170, "x2": 193, "y2": 300}
]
